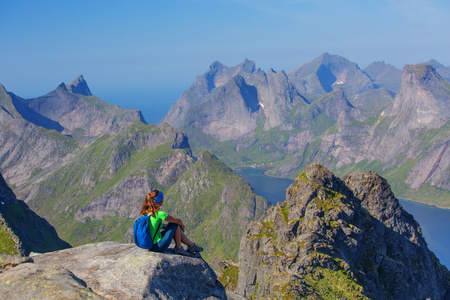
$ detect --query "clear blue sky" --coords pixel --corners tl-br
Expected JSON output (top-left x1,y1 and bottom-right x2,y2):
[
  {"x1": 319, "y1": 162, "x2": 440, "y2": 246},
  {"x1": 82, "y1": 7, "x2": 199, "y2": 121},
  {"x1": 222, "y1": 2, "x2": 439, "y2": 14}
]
[{"x1": 1, "y1": 0, "x2": 449, "y2": 119}]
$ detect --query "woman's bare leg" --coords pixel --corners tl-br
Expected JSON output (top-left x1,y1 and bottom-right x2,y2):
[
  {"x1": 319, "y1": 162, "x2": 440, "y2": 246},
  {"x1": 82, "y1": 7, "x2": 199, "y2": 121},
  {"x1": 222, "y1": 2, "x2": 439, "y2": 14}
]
[
  {"x1": 180, "y1": 230, "x2": 194, "y2": 247},
  {"x1": 173, "y1": 225, "x2": 182, "y2": 249}
]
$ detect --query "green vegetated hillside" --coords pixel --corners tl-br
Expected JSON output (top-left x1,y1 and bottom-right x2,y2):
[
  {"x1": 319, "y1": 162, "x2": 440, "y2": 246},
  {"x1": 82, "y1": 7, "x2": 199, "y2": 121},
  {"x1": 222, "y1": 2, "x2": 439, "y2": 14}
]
[
  {"x1": 161, "y1": 55, "x2": 450, "y2": 207},
  {"x1": 19, "y1": 121, "x2": 269, "y2": 265}
]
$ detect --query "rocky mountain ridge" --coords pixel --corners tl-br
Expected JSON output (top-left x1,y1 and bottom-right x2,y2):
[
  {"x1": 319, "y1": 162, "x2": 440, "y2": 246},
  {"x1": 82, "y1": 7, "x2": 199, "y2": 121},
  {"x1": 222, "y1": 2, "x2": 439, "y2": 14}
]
[
  {"x1": 161, "y1": 54, "x2": 450, "y2": 207},
  {"x1": 7, "y1": 75, "x2": 145, "y2": 142},
  {"x1": 234, "y1": 163, "x2": 450, "y2": 299}
]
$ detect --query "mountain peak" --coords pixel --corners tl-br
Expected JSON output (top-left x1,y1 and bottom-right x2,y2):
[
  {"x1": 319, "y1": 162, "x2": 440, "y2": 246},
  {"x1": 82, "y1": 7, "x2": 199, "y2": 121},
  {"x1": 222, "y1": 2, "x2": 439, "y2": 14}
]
[
  {"x1": 66, "y1": 75, "x2": 92, "y2": 96},
  {"x1": 426, "y1": 59, "x2": 444, "y2": 69},
  {"x1": 403, "y1": 63, "x2": 443, "y2": 87},
  {"x1": 238, "y1": 58, "x2": 256, "y2": 73},
  {"x1": 56, "y1": 82, "x2": 68, "y2": 91},
  {"x1": 209, "y1": 61, "x2": 225, "y2": 71},
  {"x1": 384, "y1": 63, "x2": 449, "y2": 129}
]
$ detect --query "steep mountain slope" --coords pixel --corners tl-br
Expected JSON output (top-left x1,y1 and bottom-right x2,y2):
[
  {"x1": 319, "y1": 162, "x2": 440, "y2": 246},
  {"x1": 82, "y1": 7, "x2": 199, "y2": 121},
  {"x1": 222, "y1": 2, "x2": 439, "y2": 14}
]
[
  {"x1": 0, "y1": 172, "x2": 70, "y2": 256},
  {"x1": 0, "y1": 84, "x2": 78, "y2": 187},
  {"x1": 236, "y1": 164, "x2": 450, "y2": 299},
  {"x1": 348, "y1": 88, "x2": 395, "y2": 112}
]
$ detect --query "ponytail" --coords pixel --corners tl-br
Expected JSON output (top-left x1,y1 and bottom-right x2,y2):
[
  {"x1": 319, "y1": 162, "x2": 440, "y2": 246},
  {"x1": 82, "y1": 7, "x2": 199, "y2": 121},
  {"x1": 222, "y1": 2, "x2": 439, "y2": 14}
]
[{"x1": 140, "y1": 190, "x2": 163, "y2": 216}]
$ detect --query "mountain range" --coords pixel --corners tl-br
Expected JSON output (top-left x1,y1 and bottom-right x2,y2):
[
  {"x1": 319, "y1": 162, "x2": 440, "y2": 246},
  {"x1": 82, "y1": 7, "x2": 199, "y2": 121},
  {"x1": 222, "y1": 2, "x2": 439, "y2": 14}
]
[
  {"x1": 0, "y1": 78, "x2": 269, "y2": 267},
  {"x1": 161, "y1": 53, "x2": 450, "y2": 207},
  {"x1": 1, "y1": 55, "x2": 450, "y2": 298}
]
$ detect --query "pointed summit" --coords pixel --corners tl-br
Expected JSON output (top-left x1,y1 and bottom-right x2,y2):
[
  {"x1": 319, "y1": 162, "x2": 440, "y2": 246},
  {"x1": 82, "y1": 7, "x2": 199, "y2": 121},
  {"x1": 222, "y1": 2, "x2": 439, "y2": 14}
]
[
  {"x1": 383, "y1": 63, "x2": 450, "y2": 129},
  {"x1": 238, "y1": 58, "x2": 256, "y2": 73},
  {"x1": 289, "y1": 53, "x2": 374, "y2": 97},
  {"x1": 66, "y1": 75, "x2": 92, "y2": 96},
  {"x1": 56, "y1": 82, "x2": 68, "y2": 91},
  {"x1": 425, "y1": 59, "x2": 444, "y2": 70}
]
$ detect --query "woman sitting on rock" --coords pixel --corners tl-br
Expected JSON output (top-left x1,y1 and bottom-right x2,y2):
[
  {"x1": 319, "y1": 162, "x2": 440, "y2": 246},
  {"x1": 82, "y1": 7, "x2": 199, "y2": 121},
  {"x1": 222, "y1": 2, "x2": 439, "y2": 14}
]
[{"x1": 140, "y1": 189, "x2": 203, "y2": 256}]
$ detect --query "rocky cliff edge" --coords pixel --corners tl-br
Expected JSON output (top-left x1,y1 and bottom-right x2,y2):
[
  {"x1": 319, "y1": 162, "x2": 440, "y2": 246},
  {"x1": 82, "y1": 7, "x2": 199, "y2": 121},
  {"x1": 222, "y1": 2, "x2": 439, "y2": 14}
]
[{"x1": 0, "y1": 242, "x2": 226, "y2": 300}]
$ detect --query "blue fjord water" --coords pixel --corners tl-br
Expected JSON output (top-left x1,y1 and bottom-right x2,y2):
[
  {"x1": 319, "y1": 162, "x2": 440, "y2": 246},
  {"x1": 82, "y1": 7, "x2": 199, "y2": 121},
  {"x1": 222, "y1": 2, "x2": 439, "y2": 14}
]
[{"x1": 235, "y1": 167, "x2": 450, "y2": 269}]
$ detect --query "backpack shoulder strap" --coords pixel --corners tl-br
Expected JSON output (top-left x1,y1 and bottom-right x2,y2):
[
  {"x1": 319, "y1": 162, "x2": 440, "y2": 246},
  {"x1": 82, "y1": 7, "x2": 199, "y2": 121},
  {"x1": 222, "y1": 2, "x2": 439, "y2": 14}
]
[{"x1": 150, "y1": 212, "x2": 162, "y2": 241}]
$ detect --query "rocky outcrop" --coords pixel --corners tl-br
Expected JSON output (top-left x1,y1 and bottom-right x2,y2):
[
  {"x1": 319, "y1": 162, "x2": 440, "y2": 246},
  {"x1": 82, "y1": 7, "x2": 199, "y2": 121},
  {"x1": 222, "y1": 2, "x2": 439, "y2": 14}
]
[
  {"x1": 235, "y1": 164, "x2": 450, "y2": 299},
  {"x1": 0, "y1": 242, "x2": 226, "y2": 300}
]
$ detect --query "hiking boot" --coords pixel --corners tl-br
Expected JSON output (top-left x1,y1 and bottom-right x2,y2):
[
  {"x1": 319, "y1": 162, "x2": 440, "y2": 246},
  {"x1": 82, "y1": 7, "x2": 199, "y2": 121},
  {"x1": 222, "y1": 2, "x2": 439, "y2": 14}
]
[
  {"x1": 173, "y1": 247, "x2": 190, "y2": 256},
  {"x1": 187, "y1": 243, "x2": 204, "y2": 253}
]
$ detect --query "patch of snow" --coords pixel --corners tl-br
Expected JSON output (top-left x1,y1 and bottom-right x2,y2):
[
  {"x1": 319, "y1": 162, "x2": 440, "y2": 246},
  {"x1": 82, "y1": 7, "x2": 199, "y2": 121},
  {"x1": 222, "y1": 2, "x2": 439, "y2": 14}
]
[{"x1": 259, "y1": 102, "x2": 265, "y2": 109}]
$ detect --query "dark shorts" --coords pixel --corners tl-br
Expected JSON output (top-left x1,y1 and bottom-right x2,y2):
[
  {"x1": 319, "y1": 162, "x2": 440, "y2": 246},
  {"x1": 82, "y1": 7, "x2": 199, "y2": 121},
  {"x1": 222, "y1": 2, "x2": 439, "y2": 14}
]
[{"x1": 150, "y1": 222, "x2": 178, "y2": 252}]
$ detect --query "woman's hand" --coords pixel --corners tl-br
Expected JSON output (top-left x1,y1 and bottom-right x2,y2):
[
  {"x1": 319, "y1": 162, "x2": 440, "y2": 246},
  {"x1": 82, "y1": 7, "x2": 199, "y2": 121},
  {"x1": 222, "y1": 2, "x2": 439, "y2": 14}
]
[
  {"x1": 178, "y1": 219, "x2": 185, "y2": 232},
  {"x1": 165, "y1": 215, "x2": 185, "y2": 231}
]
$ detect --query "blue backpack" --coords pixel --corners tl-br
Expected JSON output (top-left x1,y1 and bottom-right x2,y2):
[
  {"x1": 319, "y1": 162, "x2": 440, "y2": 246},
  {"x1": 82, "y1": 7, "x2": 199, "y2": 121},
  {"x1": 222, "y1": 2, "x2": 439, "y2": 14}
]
[{"x1": 133, "y1": 214, "x2": 162, "y2": 249}]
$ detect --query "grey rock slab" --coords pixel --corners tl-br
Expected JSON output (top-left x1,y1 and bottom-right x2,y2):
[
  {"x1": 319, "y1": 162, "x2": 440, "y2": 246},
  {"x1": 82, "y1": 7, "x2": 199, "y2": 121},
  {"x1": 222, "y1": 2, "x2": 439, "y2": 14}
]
[
  {"x1": 31, "y1": 242, "x2": 226, "y2": 300},
  {"x1": 0, "y1": 263, "x2": 103, "y2": 299}
]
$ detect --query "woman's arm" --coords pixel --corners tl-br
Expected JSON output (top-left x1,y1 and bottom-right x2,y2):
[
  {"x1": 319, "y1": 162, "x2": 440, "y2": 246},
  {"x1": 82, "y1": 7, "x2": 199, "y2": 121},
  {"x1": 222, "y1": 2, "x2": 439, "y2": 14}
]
[{"x1": 165, "y1": 215, "x2": 185, "y2": 231}]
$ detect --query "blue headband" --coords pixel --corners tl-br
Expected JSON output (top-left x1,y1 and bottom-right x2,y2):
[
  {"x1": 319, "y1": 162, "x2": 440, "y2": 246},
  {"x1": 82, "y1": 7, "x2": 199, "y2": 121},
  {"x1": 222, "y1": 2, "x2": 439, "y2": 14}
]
[{"x1": 154, "y1": 190, "x2": 164, "y2": 204}]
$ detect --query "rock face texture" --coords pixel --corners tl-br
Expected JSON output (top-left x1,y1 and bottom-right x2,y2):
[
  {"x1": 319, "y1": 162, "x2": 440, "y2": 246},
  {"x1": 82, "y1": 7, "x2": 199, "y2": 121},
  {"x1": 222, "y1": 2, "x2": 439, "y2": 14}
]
[
  {"x1": 236, "y1": 164, "x2": 450, "y2": 299},
  {"x1": 0, "y1": 172, "x2": 70, "y2": 256},
  {"x1": 0, "y1": 242, "x2": 226, "y2": 300}
]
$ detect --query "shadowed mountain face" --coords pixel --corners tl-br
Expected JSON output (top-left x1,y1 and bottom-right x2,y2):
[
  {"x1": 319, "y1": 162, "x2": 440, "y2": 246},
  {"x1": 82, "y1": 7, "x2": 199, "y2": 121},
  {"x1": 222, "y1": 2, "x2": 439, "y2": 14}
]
[
  {"x1": 0, "y1": 172, "x2": 71, "y2": 256},
  {"x1": 288, "y1": 53, "x2": 375, "y2": 97},
  {"x1": 162, "y1": 55, "x2": 450, "y2": 207},
  {"x1": 235, "y1": 164, "x2": 450, "y2": 300}
]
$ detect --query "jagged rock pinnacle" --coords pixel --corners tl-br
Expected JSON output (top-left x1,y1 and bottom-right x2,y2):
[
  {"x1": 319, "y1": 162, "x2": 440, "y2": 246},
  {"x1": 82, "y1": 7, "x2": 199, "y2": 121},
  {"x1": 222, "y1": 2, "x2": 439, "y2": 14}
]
[{"x1": 66, "y1": 75, "x2": 92, "y2": 96}]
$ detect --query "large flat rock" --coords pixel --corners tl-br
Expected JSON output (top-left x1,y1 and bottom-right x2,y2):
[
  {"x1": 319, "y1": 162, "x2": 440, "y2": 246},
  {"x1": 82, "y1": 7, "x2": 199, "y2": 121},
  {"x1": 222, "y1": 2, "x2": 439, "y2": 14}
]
[{"x1": 1, "y1": 242, "x2": 226, "y2": 300}]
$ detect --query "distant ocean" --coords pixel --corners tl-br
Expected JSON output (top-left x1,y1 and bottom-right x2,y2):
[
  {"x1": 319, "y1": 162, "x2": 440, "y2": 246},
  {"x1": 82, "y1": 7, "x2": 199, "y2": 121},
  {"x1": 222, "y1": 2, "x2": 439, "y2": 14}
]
[
  {"x1": 97, "y1": 89, "x2": 181, "y2": 125},
  {"x1": 235, "y1": 167, "x2": 450, "y2": 269}
]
